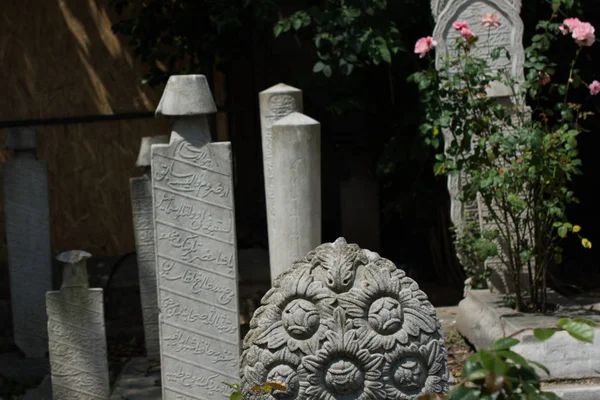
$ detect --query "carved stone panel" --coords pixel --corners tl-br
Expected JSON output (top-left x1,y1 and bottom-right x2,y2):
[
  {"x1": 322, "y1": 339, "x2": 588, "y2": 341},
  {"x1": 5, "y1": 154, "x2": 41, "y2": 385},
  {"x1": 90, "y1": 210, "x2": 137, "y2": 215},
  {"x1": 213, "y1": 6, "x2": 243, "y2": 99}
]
[
  {"x1": 3, "y1": 138, "x2": 52, "y2": 358},
  {"x1": 152, "y1": 136, "x2": 240, "y2": 400},
  {"x1": 130, "y1": 174, "x2": 160, "y2": 360},
  {"x1": 241, "y1": 238, "x2": 449, "y2": 399},
  {"x1": 46, "y1": 288, "x2": 109, "y2": 399}
]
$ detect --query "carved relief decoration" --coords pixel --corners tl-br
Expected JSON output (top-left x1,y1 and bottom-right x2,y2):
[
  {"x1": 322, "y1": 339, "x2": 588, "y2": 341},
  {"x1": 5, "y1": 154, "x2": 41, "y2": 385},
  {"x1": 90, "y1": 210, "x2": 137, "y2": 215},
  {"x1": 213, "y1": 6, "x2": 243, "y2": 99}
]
[{"x1": 241, "y1": 238, "x2": 449, "y2": 399}]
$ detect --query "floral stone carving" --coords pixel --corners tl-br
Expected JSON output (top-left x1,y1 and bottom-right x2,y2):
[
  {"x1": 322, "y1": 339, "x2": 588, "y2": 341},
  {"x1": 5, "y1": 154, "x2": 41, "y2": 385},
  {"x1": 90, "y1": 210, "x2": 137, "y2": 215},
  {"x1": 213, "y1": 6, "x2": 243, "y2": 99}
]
[{"x1": 241, "y1": 238, "x2": 449, "y2": 399}]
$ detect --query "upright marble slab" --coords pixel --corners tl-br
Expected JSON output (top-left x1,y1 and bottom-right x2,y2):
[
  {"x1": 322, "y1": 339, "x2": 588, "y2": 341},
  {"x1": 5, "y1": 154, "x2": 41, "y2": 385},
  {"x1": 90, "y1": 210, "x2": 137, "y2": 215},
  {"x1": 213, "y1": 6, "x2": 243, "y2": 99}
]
[
  {"x1": 46, "y1": 251, "x2": 110, "y2": 400},
  {"x1": 130, "y1": 135, "x2": 170, "y2": 361},
  {"x1": 2, "y1": 127, "x2": 52, "y2": 358},
  {"x1": 431, "y1": 0, "x2": 526, "y2": 293},
  {"x1": 270, "y1": 112, "x2": 321, "y2": 281},
  {"x1": 258, "y1": 84, "x2": 303, "y2": 282},
  {"x1": 151, "y1": 75, "x2": 240, "y2": 400}
]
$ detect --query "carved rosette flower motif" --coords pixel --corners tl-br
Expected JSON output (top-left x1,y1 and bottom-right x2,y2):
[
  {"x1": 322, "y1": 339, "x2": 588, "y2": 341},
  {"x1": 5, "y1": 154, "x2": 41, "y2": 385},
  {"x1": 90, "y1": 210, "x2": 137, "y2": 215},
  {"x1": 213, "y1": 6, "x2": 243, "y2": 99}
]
[{"x1": 240, "y1": 238, "x2": 449, "y2": 399}]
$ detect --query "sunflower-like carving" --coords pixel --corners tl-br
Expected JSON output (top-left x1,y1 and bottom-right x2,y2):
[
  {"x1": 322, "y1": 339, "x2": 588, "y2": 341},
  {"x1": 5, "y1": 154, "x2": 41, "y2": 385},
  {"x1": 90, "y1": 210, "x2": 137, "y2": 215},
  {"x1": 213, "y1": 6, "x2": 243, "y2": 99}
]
[
  {"x1": 383, "y1": 339, "x2": 450, "y2": 398},
  {"x1": 240, "y1": 238, "x2": 449, "y2": 400}
]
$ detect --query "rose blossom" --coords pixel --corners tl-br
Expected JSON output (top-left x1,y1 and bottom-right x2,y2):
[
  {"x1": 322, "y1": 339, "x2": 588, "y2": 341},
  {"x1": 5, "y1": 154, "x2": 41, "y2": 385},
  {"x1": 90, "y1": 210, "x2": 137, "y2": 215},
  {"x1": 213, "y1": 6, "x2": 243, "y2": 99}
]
[
  {"x1": 589, "y1": 80, "x2": 600, "y2": 95},
  {"x1": 572, "y1": 22, "x2": 595, "y2": 46},
  {"x1": 559, "y1": 18, "x2": 581, "y2": 35},
  {"x1": 453, "y1": 21, "x2": 469, "y2": 31},
  {"x1": 539, "y1": 72, "x2": 551, "y2": 86},
  {"x1": 414, "y1": 36, "x2": 437, "y2": 58},
  {"x1": 481, "y1": 13, "x2": 501, "y2": 27},
  {"x1": 460, "y1": 27, "x2": 474, "y2": 39}
]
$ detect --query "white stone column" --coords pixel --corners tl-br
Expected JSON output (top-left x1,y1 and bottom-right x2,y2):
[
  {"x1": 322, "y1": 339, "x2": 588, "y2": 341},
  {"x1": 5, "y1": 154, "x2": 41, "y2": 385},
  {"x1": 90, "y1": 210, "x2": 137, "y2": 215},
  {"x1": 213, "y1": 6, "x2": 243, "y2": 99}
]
[
  {"x1": 151, "y1": 75, "x2": 240, "y2": 400},
  {"x1": 47, "y1": 250, "x2": 110, "y2": 400},
  {"x1": 270, "y1": 112, "x2": 321, "y2": 282},
  {"x1": 2, "y1": 127, "x2": 52, "y2": 358},
  {"x1": 130, "y1": 135, "x2": 169, "y2": 361},
  {"x1": 258, "y1": 84, "x2": 303, "y2": 279}
]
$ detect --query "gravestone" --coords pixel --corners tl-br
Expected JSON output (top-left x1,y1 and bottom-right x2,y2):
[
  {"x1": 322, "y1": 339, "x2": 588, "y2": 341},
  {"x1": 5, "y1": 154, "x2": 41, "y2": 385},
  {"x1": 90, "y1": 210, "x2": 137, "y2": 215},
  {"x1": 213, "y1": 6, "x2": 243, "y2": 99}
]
[
  {"x1": 2, "y1": 127, "x2": 52, "y2": 358},
  {"x1": 269, "y1": 112, "x2": 321, "y2": 280},
  {"x1": 431, "y1": 0, "x2": 526, "y2": 293},
  {"x1": 46, "y1": 250, "x2": 110, "y2": 400},
  {"x1": 130, "y1": 134, "x2": 169, "y2": 361},
  {"x1": 241, "y1": 238, "x2": 449, "y2": 399},
  {"x1": 258, "y1": 84, "x2": 303, "y2": 284},
  {"x1": 151, "y1": 74, "x2": 241, "y2": 400}
]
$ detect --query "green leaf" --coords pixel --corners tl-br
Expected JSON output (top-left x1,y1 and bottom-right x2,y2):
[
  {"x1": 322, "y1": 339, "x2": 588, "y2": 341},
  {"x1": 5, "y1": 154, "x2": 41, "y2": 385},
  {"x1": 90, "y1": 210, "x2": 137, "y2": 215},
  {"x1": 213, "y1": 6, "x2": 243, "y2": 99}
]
[
  {"x1": 313, "y1": 61, "x2": 325, "y2": 73},
  {"x1": 558, "y1": 226, "x2": 567, "y2": 238},
  {"x1": 573, "y1": 318, "x2": 600, "y2": 327},
  {"x1": 497, "y1": 350, "x2": 528, "y2": 366},
  {"x1": 467, "y1": 368, "x2": 488, "y2": 381},
  {"x1": 493, "y1": 337, "x2": 520, "y2": 350},
  {"x1": 273, "y1": 24, "x2": 283, "y2": 37},
  {"x1": 230, "y1": 392, "x2": 243, "y2": 400},
  {"x1": 446, "y1": 383, "x2": 482, "y2": 400},
  {"x1": 292, "y1": 17, "x2": 303, "y2": 30},
  {"x1": 528, "y1": 359, "x2": 551, "y2": 375},
  {"x1": 563, "y1": 321, "x2": 594, "y2": 343},
  {"x1": 556, "y1": 318, "x2": 569, "y2": 329},
  {"x1": 223, "y1": 382, "x2": 241, "y2": 391},
  {"x1": 323, "y1": 65, "x2": 332, "y2": 78},
  {"x1": 379, "y1": 44, "x2": 392, "y2": 63},
  {"x1": 533, "y1": 328, "x2": 556, "y2": 342}
]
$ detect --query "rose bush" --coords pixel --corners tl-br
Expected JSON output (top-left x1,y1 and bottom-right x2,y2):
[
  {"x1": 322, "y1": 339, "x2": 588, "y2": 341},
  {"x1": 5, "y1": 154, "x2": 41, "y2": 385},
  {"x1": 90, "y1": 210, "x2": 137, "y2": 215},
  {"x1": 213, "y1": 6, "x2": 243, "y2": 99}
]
[{"x1": 409, "y1": 0, "x2": 594, "y2": 312}]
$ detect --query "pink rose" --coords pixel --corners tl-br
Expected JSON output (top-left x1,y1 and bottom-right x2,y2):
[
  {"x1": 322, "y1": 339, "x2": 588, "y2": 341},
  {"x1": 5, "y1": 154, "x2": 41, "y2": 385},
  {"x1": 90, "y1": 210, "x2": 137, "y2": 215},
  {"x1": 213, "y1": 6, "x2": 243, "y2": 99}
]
[
  {"x1": 560, "y1": 18, "x2": 581, "y2": 35},
  {"x1": 589, "y1": 80, "x2": 600, "y2": 95},
  {"x1": 572, "y1": 22, "x2": 595, "y2": 46},
  {"x1": 539, "y1": 72, "x2": 551, "y2": 86},
  {"x1": 460, "y1": 27, "x2": 474, "y2": 39},
  {"x1": 481, "y1": 13, "x2": 501, "y2": 27},
  {"x1": 453, "y1": 21, "x2": 469, "y2": 31},
  {"x1": 414, "y1": 36, "x2": 437, "y2": 58}
]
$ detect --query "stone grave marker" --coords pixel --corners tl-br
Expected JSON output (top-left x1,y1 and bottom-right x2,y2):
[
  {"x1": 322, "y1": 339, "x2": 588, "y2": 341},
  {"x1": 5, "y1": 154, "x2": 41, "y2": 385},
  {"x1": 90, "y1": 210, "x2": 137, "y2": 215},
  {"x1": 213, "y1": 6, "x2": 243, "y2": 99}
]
[
  {"x1": 258, "y1": 84, "x2": 303, "y2": 284},
  {"x1": 431, "y1": 0, "x2": 526, "y2": 293},
  {"x1": 269, "y1": 112, "x2": 321, "y2": 281},
  {"x1": 241, "y1": 238, "x2": 449, "y2": 399},
  {"x1": 2, "y1": 126, "x2": 52, "y2": 358},
  {"x1": 46, "y1": 250, "x2": 110, "y2": 400},
  {"x1": 130, "y1": 134, "x2": 169, "y2": 361},
  {"x1": 151, "y1": 74, "x2": 240, "y2": 400}
]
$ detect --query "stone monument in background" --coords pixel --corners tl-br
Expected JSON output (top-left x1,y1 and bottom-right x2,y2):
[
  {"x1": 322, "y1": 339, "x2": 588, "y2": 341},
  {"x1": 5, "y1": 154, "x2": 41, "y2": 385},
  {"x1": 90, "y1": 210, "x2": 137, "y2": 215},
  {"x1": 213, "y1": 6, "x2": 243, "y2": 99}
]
[
  {"x1": 241, "y1": 238, "x2": 449, "y2": 399},
  {"x1": 130, "y1": 135, "x2": 169, "y2": 361},
  {"x1": 3, "y1": 127, "x2": 53, "y2": 358},
  {"x1": 151, "y1": 75, "x2": 241, "y2": 399},
  {"x1": 431, "y1": 0, "x2": 526, "y2": 293},
  {"x1": 258, "y1": 84, "x2": 304, "y2": 283},
  {"x1": 46, "y1": 250, "x2": 110, "y2": 400},
  {"x1": 269, "y1": 112, "x2": 321, "y2": 281}
]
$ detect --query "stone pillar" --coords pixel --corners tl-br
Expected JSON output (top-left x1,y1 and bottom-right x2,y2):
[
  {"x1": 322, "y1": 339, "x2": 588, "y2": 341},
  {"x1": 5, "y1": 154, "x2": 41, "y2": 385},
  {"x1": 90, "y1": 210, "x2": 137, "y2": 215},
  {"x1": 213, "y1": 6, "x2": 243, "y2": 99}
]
[
  {"x1": 2, "y1": 127, "x2": 52, "y2": 358},
  {"x1": 46, "y1": 250, "x2": 110, "y2": 400},
  {"x1": 270, "y1": 113, "x2": 321, "y2": 282},
  {"x1": 130, "y1": 135, "x2": 169, "y2": 361},
  {"x1": 431, "y1": 0, "x2": 526, "y2": 293},
  {"x1": 151, "y1": 75, "x2": 241, "y2": 400},
  {"x1": 258, "y1": 84, "x2": 303, "y2": 277}
]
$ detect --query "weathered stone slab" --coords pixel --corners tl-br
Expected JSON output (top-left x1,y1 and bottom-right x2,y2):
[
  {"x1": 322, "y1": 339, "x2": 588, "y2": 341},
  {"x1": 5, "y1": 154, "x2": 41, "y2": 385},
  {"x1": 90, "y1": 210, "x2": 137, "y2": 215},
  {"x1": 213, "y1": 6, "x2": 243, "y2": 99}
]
[
  {"x1": 241, "y1": 238, "x2": 449, "y2": 399},
  {"x1": 3, "y1": 127, "x2": 53, "y2": 358},
  {"x1": 152, "y1": 75, "x2": 240, "y2": 400},
  {"x1": 258, "y1": 84, "x2": 303, "y2": 282},
  {"x1": 131, "y1": 135, "x2": 170, "y2": 361},
  {"x1": 269, "y1": 112, "x2": 321, "y2": 281},
  {"x1": 46, "y1": 250, "x2": 110, "y2": 400},
  {"x1": 457, "y1": 290, "x2": 600, "y2": 380}
]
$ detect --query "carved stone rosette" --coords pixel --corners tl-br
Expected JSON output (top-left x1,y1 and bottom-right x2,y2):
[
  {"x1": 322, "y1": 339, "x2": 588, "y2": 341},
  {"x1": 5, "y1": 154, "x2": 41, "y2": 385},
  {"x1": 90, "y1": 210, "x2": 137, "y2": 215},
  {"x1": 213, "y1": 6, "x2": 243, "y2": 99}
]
[{"x1": 241, "y1": 238, "x2": 449, "y2": 399}]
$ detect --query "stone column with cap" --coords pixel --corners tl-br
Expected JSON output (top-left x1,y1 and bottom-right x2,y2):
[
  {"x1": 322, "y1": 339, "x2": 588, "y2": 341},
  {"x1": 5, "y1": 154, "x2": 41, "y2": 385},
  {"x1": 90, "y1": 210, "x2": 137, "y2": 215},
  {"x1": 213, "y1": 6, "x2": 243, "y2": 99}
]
[
  {"x1": 130, "y1": 135, "x2": 169, "y2": 361},
  {"x1": 46, "y1": 250, "x2": 110, "y2": 400},
  {"x1": 258, "y1": 84, "x2": 303, "y2": 282},
  {"x1": 2, "y1": 127, "x2": 52, "y2": 358},
  {"x1": 269, "y1": 113, "x2": 321, "y2": 281},
  {"x1": 151, "y1": 75, "x2": 241, "y2": 400}
]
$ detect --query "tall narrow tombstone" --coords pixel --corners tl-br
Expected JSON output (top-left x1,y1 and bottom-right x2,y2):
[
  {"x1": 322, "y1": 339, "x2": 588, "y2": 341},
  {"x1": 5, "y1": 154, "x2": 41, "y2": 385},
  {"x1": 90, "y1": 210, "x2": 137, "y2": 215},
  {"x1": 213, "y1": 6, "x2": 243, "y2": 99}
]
[
  {"x1": 270, "y1": 113, "x2": 321, "y2": 280},
  {"x1": 2, "y1": 127, "x2": 52, "y2": 358},
  {"x1": 151, "y1": 75, "x2": 240, "y2": 400},
  {"x1": 46, "y1": 250, "x2": 110, "y2": 400},
  {"x1": 258, "y1": 84, "x2": 303, "y2": 282},
  {"x1": 130, "y1": 135, "x2": 170, "y2": 361},
  {"x1": 431, "y1": 0, "x2": 526, "y2": 293}
]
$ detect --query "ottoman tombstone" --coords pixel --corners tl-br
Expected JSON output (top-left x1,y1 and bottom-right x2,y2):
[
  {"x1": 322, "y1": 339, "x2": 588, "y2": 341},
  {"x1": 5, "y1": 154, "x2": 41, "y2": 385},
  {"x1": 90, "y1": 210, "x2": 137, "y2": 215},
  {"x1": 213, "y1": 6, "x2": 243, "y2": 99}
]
[{"x1": 241, "y1": 238, "x2": 449, "y2": 399}]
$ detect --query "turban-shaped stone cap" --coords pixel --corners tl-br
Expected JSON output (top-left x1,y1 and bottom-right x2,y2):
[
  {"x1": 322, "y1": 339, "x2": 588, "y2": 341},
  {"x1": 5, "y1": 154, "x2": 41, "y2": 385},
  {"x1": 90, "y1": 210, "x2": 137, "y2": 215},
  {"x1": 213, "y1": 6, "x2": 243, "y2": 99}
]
[{"x1": 155, "y1": 75, "x2": 217, "y2": 117}]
